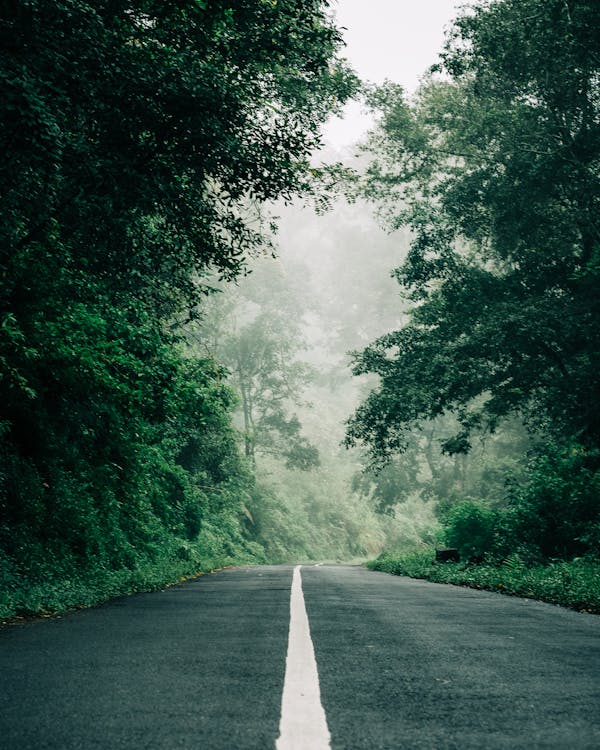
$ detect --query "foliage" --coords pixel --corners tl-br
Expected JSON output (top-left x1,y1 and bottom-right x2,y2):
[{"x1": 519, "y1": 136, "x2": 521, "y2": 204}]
[
  {"x1": 370, "y1": 439, "x2": 600, "y2": 565},
  {"x1": 367, "y1": 551, "x2": 600, "y2": 614},
  {"x1": 0, "y1": 0, "x2": 356, "y2": 616},
  {"x1": 189, "y1": 235, "x2": 442, "y2": 564},
  {"x1": 352, "y1": 414, "x2": 531, "y2": 517},
  {"x1": 221, "y1": 312, "x2": 320, "y2": 469},
  {"x1": 503, "y1": 442, "x2": 600, "y2": 559},
  {"x1": 0, "y1": 527, "x2": 265, "y2": 623},
  {"x1": 247, "y1": 454, "x2": 395, "y2": 563},
  {"x1": 352, "y1": 456, "x2": 420, "y2": 514},
  {"x1": 442, "y1": 500, "x2": 499, "y2": 562},
  {"x1": 347, "y1": 0, "x2": 600, "y2": 564},
  {"x1": 348, "y1": 0, "x2": 600, "y2": 462},
  {"x1": 192, "y1": 259, "x2": 321, "y2": 469}
]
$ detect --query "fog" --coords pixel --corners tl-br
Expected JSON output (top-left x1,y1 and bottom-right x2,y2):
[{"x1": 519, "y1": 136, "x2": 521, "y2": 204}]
[
  {"x1": 196, "y1": 175, "x2": 531, "y2": 561},
  {"x1": 4, "y1": 0, "x2": 596, "y2": 626},
  {"x1": 323, "y1": 0, "x2": 464, "y2": 148},
  {"x1": 186, "y1": 0, "x2": 520, "y2": 562},
  {"x1": 159, "y1": 0, "x2": 538, "y2": 566}
]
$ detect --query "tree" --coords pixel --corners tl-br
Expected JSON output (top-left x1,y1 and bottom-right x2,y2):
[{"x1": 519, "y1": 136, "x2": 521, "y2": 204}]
[
  {"x1": 347, "y1": 0, "x2": 600, "y2": 466},
  {"x1": 1, "y1": 0, "x2": 356, "y2": 312},
  {"x1": 0, "y1": 1, "x2": 355, "y2": 591},
  {"x1": 192, "y1": 260, "x2": 320, "y2": 470}
]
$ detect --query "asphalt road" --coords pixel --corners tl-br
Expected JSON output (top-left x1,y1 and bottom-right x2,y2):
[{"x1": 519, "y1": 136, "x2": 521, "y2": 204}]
[{"x1": 1, "y1": 564, "x2": 599, "y2": 749}]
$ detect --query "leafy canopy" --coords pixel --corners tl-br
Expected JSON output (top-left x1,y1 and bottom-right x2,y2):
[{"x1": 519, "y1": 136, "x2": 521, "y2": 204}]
[
  {"x1": 0, "y1": 0, "x2": 356, "y2": 590},
  {"x1": 347, "y1": 0, "x2": 600, "y2": 466}
]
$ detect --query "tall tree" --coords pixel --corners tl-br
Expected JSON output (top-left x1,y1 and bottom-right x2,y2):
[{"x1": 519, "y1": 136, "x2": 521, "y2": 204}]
[
  {"x1": 192, "y1": 260, "x2": 319, "y2": 470},
  {"x1": 0, "y1": 1, "x2": 355, "y2": 584},
  {"x1": 347, "y1": 0, "x2": 600, "y2": 465}
]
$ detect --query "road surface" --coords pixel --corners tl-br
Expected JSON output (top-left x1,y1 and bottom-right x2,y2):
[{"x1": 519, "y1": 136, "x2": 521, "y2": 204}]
[{"x1": 1, "y1": 564, "x2": 599, "y2": 749}]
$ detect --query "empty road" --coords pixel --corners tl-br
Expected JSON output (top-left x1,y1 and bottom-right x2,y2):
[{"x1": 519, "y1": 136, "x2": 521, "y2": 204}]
[{"x1": 1, "y1": 564, "x2": 599, "y2": 749}]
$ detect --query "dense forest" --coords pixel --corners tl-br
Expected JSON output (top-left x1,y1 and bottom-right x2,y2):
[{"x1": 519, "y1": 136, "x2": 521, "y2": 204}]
[
  {"x1": 0, "y1": 0, "x2": 359, "y2": 617},
  {"x1": 350, "y1": 0, "x2": 600, "y2": 566},
  {"x1": 1, "y1": 0, "x2": 599, "y2": 619}
]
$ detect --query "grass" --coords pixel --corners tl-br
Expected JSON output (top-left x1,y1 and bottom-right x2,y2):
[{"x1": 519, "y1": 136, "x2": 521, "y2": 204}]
[
  {"x1": 0, "y1": 553, "x2": 253, "y2": 625},
  {"x1": 367, "y1": 550, "x2": 600, "y2": 614},
  {"x1": 0, "y1": 524, "x2": 266, "y2": 624},
  {"x1": 0, "y1": 556, "x2": 241, "y2": 625}
]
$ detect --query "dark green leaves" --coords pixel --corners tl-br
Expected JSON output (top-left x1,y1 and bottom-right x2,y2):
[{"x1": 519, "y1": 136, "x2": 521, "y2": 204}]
[
  {"x1": 350, "y1": 0, "x2": 600, "y2": 465},
  {"x1": 0, "y1": 1, "x2": 353, "y2": 594}
]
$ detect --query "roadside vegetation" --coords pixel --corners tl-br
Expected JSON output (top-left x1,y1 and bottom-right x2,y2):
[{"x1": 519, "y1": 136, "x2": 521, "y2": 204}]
[
  {"x1": 0, "y1": 1, "x2": 357, "y2": 621},
  {"x1": 352, "y1": 0, "x2": 600, "y2": 611},
  {"x1": 367, "y1": 553, "x2": 600, "y2": 614},
  {"x1": 2, "y1": 0, "x2": 598, "y2": 622},
  {"x1": 0, "y1": 533, "x2": 262, "y2": 624}
]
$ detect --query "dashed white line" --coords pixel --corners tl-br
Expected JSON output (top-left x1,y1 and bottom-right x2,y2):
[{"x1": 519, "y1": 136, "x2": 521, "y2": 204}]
[{"x1": 276, "y1": 565, "x2": 331, "y2": 750}]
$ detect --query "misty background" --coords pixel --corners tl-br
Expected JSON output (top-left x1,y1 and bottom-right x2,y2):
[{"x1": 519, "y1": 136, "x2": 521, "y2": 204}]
[{"x1": 182, "y1": 0, "x2": 524, "y2": 562}]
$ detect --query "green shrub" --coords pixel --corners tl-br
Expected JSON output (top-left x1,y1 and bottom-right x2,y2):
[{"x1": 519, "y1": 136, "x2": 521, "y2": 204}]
[
  {"x1": 506, "y1": 444, "x2": 600, "y2": 559},
  {"x1": 367, "y1": 551, "x2": 600, "y2": 613},
  {"x1": 443, "y1": 500, "x2": 499, "y2": 561}
]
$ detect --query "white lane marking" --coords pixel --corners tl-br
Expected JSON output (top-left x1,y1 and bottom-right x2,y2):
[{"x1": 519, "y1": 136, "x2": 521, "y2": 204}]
[{"x1": 276, "y1": 565, "x2": 331, "y2": 750}]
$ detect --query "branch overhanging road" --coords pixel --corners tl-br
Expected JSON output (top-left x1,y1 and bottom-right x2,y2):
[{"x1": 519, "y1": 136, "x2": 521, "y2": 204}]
[{"x1": 1, "y1": 564, "x2": 599, "y2": 749}]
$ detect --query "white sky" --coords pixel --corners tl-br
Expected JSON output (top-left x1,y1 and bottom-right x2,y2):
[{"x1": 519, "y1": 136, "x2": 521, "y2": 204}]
[{"x1": 322, "y1": 0, "x2": 464, "y2": 148}]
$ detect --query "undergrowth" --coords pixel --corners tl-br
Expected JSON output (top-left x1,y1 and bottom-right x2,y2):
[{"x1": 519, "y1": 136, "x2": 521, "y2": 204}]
[
  {"x1": 367, "y1": 550, "x2": 600, "y2": 614},
  {"x1": 0, "y1": 521, "x2": 265, "y2": 623}
]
